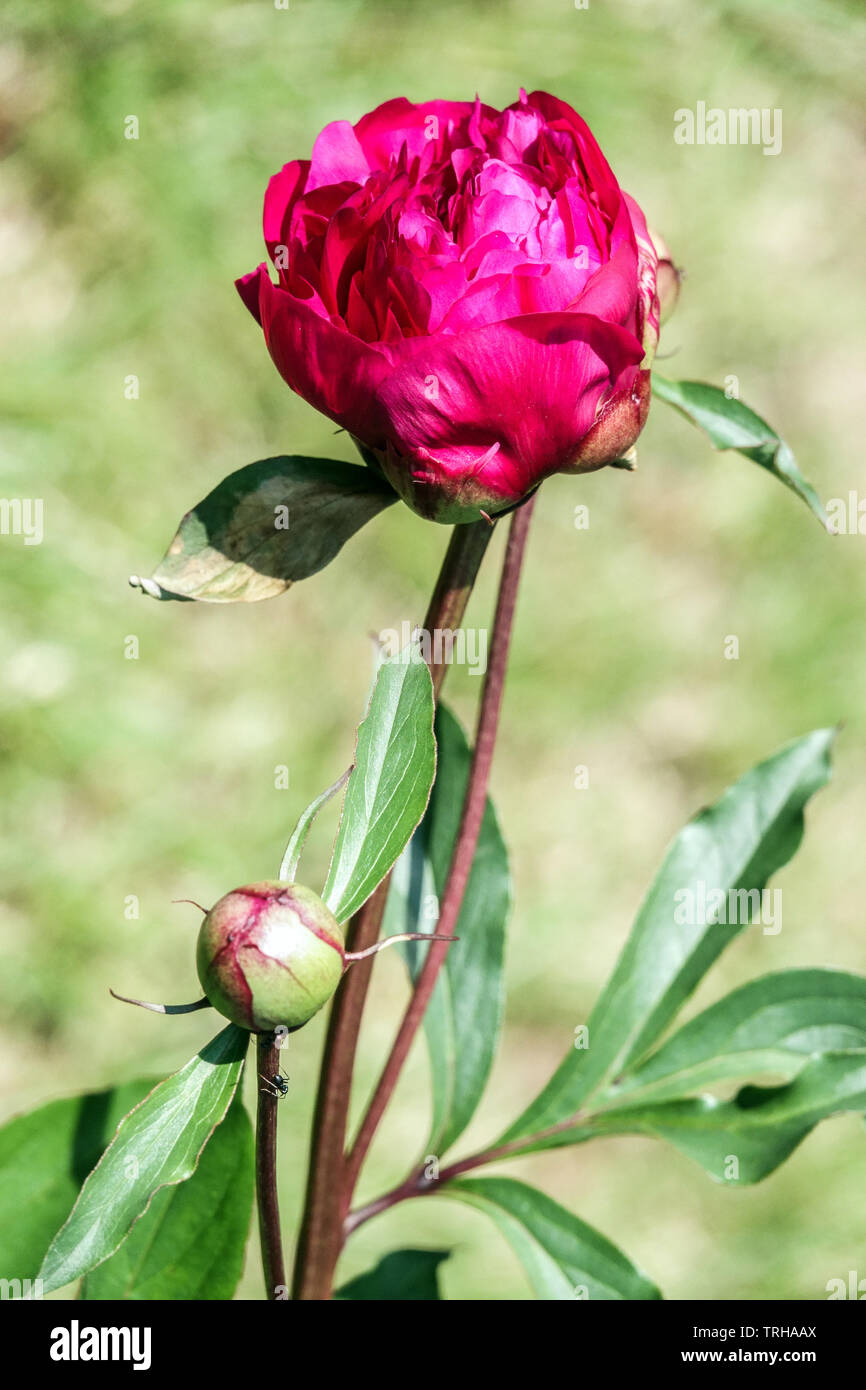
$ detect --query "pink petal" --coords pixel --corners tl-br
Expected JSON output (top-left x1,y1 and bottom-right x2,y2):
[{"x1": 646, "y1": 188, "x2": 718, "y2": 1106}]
[
  {"x1": 307, "y1": 120, "x2": 370, "y2": 192},
  {"x1": 237, "y1": 265, "x2": 391, "y2": 439},
  {"x1": 370, "y1": 312, "x2": 644, "y2": 515},
  {"x1": 263, "y1": 161, "x2": 309, "y2": 256}
]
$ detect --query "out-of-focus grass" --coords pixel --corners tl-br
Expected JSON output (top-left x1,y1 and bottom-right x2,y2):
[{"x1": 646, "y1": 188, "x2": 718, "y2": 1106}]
[{"x1": 1, "y1": 0, "x2": 864, "y2": 1300}]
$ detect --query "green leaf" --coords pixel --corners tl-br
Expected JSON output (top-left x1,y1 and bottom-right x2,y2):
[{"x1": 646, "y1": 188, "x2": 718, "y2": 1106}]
[
  {"x1": 604, "y1": 969, "x2": 866, "y2": 1107},
  {"x1": 38, "y1": 1024, "x2": 249, "y2": 1293},
  {"x1": 279, "y1": 767, "x2": 350, "y2": 882},
  {"x1": 80, "y1": 1096, "x2": 253, "y2": 1300},
  {"x1": 503, "y1": 728, "x2": 835, "y2": 1145},
  {"x1": 0, "y1": 1079, "x2": 156, "y2": 1285},
  {"x1": 580, "y1": 1050, "x2": 866, "y2": 1183},
  {"x1": 135, "y1": 456, "x2": 397, "y2": 602},
  {"x1": 448, "y1": 1178, "x2": 661, "y2": 1300},
  {"x1": 386, "y1": 704, "x2": 510, "y2": 1154},
  {"x1": 335, "y1": 1248, "x2": 449, "y2": 1300},
  {"x1": 323, "y1": 643, "x2": 436, "y2": 924},
  {"x1": 652, "y1": 375, "x2": 828, "y2": 529}
]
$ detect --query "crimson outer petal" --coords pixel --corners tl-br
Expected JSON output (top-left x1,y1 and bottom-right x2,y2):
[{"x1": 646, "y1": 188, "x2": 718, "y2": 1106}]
[
  {"x1": 368, "y1": 313, "x2": 644, "y2": 521},
  {"x1": 238, "y1": 264, "x2": 391, "y2": 440},
  {"x1": 622, "y1": 192, "x2": 661, "y2": 360},
  {"x1": 236, "y1": 268, "x2": 648, "y2": 523}
]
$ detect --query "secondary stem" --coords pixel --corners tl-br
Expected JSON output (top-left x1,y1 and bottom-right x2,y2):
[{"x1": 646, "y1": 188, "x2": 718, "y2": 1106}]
[
  {"x1": 255, "y1": 1031, "x2": 287, "y2": 1299},
  {"x1": 345, "y1": 1113, "x2": 587, "y2": 1237},
  {"x1": 292, "y1": 518, "x2": 494, "y2": 1300},
  {"x1": 344, "y1": 494, "x2": 536, "y2": 1195}
]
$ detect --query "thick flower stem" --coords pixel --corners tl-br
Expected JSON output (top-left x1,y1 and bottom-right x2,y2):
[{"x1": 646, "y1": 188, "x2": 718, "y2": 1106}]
[
  {"x1": 292, "y1": 518, "x2": 494, "y2": 1301},
  {"x1": 290, "y1": 879, "x2": 390, "y2": 1301},
  {"x1": 255, "y1": 1031, "x2": 287, "y2": 1299},
  {"x1": 344, "y1": 495, "x2": 536, "y2": 1195}
]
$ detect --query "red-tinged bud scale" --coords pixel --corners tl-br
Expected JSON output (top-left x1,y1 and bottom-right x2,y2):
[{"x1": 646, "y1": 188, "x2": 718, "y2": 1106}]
[
  {"x1": 196, "y1": 881, "x2": 345, "y2": 1033},
  {"x1": 649, "y1": 228, "x2": 681, "y2": 325},
  {"x1": 111, "y1": 881, "x2": 455, "y2": 1033}
]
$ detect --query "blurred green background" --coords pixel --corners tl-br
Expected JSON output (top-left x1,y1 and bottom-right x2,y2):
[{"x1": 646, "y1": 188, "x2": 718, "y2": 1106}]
[{"x1": 1, "y1": 0, "x2": 864, "y2": 1300}]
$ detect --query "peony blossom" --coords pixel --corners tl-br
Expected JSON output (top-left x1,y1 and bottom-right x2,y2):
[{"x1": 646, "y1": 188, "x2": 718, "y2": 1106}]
[{"x1": 238, "y1": 90, "x2": 661, "y2": 523}]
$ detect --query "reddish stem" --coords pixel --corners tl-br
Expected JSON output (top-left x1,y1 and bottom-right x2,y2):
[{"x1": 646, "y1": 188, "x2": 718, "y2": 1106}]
[
  {"x1": 344, "y1": 495, "x2": 536, "y2": 1196},
  {"x1": 345, "y1": 1113, "x2": 587, "y2": 1238},
  {"x1": 291, "y1": 518, "x2": 494, "y2": 1301},
  {"x1": 255, "y1": 1031, "x2": 287, "y2": 1298}
]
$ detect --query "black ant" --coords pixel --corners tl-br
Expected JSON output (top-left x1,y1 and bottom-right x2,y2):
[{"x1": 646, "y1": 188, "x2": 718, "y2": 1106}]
[{"x1": 259, "y1": 1065, "x2": 290, "y2": 1099}]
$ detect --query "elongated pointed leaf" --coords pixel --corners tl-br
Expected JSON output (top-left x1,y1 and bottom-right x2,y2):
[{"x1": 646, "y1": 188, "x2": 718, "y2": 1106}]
[
  {"x1": 652, "y1": 376, "x2": 828, "y2": 528},
  {"x1": 503, "y1": 729, "x2": 835, "y2": 1144},
  {"x1": 448, "y1": 1178, "x2": 661, "y2": 1300},
  {"x1": 335, "y1": 1249, "x2": 449, "y2": 1300},
  {"x1": 579, "y1": 1050, "x2": 866, "y2": 1183},
  {"x1": 136, "y1": 456, "x2": 397, "y2": 602},
  {"x1": 80, "y1": 1096, "x2": 253, "y2": 1300},
  {"x1": 603, "y1": 969, "x2": 866, "y2": 1107},
  {"x1": 279, "y1": 768, "x2": 351, "y2": 882},
  {"x1": 38, "y1": 1024, "x2": 249, "y2": 1293},
  {"x1": 386, "y1": 704, "x2": 510, "y2": 1154},
  {"x1": 0, "y1": 1079, "x2": 156, "y2": 1284},
  {"x1": 323, "y1": 644, "x2": 436, "y2": 923}
]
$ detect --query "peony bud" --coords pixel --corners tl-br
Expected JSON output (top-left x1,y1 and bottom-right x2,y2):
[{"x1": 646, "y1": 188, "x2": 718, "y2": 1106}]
[
  {"x1": 196, "y1": 881, "x2": 345, "y2": 1033},
  {"x1": 649, "y1": 228, "x2": 681, "y2": 324},
  {"x1": 111, "y1": 882, "x2": 457, "y2": 1034}
]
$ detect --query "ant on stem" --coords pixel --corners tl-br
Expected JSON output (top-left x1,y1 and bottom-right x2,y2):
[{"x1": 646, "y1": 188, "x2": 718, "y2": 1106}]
[{"x1": 259, "y1": 1065, "x2": 290, "y2": 1099}]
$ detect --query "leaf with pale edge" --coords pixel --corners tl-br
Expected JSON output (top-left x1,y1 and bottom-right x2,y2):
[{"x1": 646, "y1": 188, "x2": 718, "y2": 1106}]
[
  {"x1": 603, "y1": 968, "x2": 866, "y2": 1107},
  {"x1": 502, "y1": 728, "x2": 835, "y2": 1145},
  {"x1": 386, "y1": 704, "x2": 510, "y2": 1153},
  {"x1": 38, "y1": 1024, "x2": 248, "y2": 1293},
  {"x1": 580, "y1": 1050, "x2": 866, "y2": 1183},
  {"x1": 652, "y1": 376, "x2": 828, "y2": 529},
  {"x1": 323, "y1": 644, "x2": 436, "y2": 924},
  {"x1": 0, "y1": 1078, "x2": 156, "y2": 1283},
  {"x1": 448, "y1": 1178, "x2": 661, "y2": 1300},
  {"x1": 138, "y1": 456, "x2": 397, "y2": 602},
  {"x1": 80, "y1": 1095, "x2": 253, "y2": 1300}
]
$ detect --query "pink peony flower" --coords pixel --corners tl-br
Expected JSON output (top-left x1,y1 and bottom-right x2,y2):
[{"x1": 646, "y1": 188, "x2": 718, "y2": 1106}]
[{"x1": 238, "y1": 90, "x2": 661, "y2": 523}]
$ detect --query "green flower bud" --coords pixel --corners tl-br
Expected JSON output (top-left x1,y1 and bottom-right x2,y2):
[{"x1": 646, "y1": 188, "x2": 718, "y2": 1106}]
[{"x1": 196, "y1": 881, "x2": 345, "y2": 1033}]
